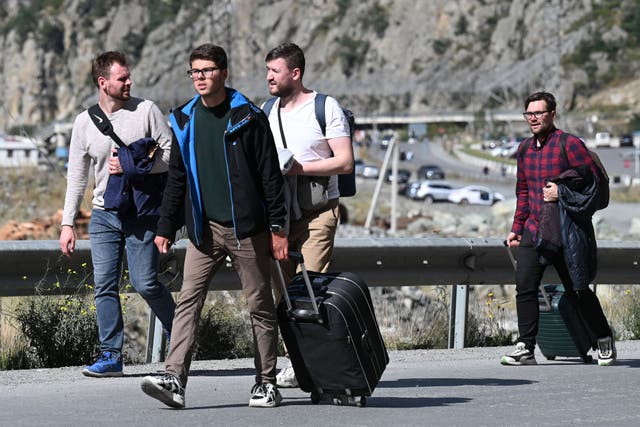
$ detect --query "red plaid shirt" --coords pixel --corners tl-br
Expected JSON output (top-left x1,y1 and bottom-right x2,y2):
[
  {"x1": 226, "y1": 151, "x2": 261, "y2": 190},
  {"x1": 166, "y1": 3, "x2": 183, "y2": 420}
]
[{"x1": 511, "y1": 128, "x2": 597, "y2": 243}]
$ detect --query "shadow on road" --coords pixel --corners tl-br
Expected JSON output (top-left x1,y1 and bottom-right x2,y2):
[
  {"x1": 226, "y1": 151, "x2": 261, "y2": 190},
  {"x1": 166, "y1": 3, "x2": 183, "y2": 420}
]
[
  {"x1": 280, "y1": 395, "x2": 473, "y2": 408},
  {"x1": 378, "y1": 377, "x2": 535, "y2": 388},
  {"x1": 121, "y1": 367, "x2": 256, "y2": 378}
]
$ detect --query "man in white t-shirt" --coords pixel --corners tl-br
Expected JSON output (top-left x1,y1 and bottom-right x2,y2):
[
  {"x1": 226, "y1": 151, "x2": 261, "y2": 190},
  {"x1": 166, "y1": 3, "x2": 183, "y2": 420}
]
[{"x1": 264, "y1": 42, "x2": 354, "y2": 388}]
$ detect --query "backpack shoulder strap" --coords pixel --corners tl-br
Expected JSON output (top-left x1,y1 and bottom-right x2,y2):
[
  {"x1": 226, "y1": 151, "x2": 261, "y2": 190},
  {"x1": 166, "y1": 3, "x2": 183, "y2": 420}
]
[
  {"x1": 314, "y1": 93, "x2": 328, "y2": 136},
  {"x1": 262, "y1": 97, "x2": 278, "y2": 118},
  {"x1": 559, "y1": 132, "x2": 569, "y2": 165},
  {"x1": 88, "y1": 104, "x2": 125, "y2": 147},
  {"x1": 517, "y1": 137, "x2": 533, "y2": 161}
]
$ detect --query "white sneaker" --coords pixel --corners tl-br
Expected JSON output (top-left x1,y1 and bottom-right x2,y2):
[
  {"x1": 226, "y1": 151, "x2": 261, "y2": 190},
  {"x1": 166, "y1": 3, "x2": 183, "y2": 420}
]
[
  {"x1": 276, "y1": 365, "x2": 299, "y2": 388},
  {"x1": 597, "y1": 327, "x2": 617, "y2": 366},
  {"x1": 249, "y1": 383, "x2": 282, "y2": 408},
  {"x1": 141, "y1": 374, "x2": 185, "y2": 408},
  {"x1": 500, "y1": 342, "x2": 537, "y2": 366}
]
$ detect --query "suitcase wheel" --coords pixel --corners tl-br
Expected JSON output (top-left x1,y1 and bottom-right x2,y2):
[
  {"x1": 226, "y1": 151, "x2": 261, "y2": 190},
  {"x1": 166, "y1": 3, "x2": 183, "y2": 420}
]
[
  {"x1": 310, "y1": 392, "x2": 321, "y2": 405},
  {"x1": 332, "y1": 396, "x2": 347, "y2": 406},
  {"x1": 330, "y1": 395, "x2": 367, "y2": 407},
  {"x1": 356, "y1": 396, "x2": 367, "y2": 407}
]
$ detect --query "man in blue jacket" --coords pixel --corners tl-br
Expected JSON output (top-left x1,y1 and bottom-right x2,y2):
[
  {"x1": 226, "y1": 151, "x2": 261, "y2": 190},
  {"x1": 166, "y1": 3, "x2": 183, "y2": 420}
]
[{"x1": 140, "y1": 44, "x2": 288, "y2": 409}]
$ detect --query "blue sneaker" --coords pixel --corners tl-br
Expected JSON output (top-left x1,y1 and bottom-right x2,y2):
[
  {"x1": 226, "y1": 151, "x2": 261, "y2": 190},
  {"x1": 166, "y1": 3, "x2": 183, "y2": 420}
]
[{"x1": 82, "y1": 351, "x2": 123, "y2": 377}]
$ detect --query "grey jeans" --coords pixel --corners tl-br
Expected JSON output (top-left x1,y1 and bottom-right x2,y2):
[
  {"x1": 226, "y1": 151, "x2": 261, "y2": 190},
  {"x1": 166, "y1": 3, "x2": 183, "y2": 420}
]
[{"x1": 165, "y1": 221, "x2": 277, "y2": 386}]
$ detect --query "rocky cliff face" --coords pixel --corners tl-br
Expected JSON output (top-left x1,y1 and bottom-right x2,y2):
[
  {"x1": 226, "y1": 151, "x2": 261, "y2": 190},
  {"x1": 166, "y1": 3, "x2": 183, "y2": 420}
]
[{"x1": 1, "y1": 0, "x2": 639, "y2": 134}]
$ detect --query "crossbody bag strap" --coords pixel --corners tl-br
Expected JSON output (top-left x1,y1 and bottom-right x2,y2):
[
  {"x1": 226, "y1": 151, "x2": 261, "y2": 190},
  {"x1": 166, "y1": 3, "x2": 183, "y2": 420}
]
[
  {"x1": 88, "y1": 104, "x2": 126, "y2": 148},
  {"x1": 276, "y1": 102, "x2": 287, "y2": 149}
]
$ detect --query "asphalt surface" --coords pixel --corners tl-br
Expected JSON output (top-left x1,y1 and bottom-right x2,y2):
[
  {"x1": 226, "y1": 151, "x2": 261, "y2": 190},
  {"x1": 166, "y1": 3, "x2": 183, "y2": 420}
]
[{"x1": 1, "y1": 341, "x2": 639, "y2": 427}]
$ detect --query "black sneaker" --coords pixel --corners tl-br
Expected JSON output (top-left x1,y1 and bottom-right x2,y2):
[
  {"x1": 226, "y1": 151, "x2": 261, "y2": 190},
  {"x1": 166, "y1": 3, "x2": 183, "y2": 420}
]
[
  {"x1": 500, "y1": 342, "x2": 537, "y2": 365},
  {"x1": 249, "y1": 383, "x2": 282, "y2": 408},
  {"x1": 141, "y1": 374, "x2": 185, "y2": 408}
]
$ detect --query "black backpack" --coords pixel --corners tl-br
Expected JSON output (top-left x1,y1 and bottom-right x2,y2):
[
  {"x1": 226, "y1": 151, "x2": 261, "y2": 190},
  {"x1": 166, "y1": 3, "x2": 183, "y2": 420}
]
[
  {"x1": 518, "y1": 133, "x2": 609, "y2": 210},
  {"x1": 262, "y1": 94, "x2": 356, "y2": 197}
]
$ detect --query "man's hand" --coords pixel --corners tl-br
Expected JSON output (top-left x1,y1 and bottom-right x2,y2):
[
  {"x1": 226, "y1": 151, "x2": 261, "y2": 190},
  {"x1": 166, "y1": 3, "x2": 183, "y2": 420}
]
[
  {"x1": 543, "y1": 182, "x2": 558, "y2": 202},
  {"x1": 506, "y1": 232, "x2": 521, "y2": 247},
  {"x1": 286, "y1": 159, "x2": 303, "y2": 176},
  {"x1": 270, "y1": 231, "x2": 288, "y2": 260},
  {"x1": 154, "y1": 236, "x2": 172, "y2": 254},
  {"x1": 59, "y1": 225, "x2": 76, "y2": 257},
  {"x1": 109, "y1": 148, "x2": 123, "y2": 175}
]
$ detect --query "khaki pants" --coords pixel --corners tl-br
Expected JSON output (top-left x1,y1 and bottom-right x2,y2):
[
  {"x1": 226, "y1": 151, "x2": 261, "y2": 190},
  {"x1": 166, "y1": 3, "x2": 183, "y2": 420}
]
[
  {"x1": 165, "y1": 221, "x2": 277, "y2": 386},
  {"x1": 273, "y1": 198, "x2": 340, "y2": 303}
]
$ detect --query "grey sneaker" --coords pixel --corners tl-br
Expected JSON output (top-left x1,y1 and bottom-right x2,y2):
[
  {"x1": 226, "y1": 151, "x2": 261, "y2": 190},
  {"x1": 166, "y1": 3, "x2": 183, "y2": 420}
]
[
  {"x1": 276, "y1": 365, "x2": 298, "y2": 388},
  {"x1": 249, "y1": 383, "x2": 282, "y2": 408},
  {"x1": 597, "y1": 327, "x2": 617, "y2": 366},
  {"x1": 500, "y1": 342, "x2": 537, "y2": 365},
  {"x1": 141, "y1": 374, "x2": 185, "y2": 408}
]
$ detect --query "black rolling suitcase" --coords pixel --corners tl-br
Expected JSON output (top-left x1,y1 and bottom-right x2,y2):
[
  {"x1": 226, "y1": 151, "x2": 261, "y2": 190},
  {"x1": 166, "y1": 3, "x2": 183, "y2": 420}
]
[
  {"x1": 275, "y1": 253, "x2": 388, "y2": 406},
  {"x1": 536, "y1": 284, "x2": 595, "y2": 363},
  {"x1": 505, "y1": 243, "x2": 596, "y2": 363}
]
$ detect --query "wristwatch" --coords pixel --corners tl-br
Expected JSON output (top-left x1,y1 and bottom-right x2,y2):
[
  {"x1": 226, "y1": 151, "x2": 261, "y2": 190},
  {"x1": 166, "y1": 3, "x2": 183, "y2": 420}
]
[{"x1": 270, "y1": 224, "x2": 284, "y2": 233}]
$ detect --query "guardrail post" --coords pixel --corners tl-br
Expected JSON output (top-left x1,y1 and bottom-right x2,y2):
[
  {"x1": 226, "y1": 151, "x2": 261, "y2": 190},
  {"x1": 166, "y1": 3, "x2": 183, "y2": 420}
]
[
  {"x1": 145, "y1": 310, "x2": 166, "y2": 363},
  {"x1": 448, "y1": 284, "x2": 469, "y2": 349}
]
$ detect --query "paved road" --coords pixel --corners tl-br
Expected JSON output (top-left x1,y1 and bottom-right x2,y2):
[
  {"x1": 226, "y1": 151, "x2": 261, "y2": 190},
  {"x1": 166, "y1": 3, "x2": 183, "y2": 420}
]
[{"x1": 2, "y1": 341, "x2": 639, "y2": 426}]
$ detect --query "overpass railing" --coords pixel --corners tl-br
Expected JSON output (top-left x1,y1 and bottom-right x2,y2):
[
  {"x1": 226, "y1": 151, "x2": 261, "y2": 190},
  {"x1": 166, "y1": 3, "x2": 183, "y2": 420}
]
[{"x1": 1, "y1": 238, "x2": 638, "y2": 360}]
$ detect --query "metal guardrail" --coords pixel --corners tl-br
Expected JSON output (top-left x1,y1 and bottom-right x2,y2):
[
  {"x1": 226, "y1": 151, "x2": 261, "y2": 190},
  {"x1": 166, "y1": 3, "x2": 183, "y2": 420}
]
[{"x1": 1, "y1": 238, "x2": 639, "y2": 356}]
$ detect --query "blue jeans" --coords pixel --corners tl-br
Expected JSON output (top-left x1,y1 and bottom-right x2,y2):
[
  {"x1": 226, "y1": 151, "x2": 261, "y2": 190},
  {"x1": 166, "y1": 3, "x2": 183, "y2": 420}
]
[{"x1": 89, "y1": 209, "x2": 176, "y2": 356}]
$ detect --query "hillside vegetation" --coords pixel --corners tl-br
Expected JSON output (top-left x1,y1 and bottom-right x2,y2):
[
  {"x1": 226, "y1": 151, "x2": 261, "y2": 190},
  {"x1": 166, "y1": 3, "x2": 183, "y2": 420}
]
[{"x1": 0, "y1": 0, "x2": 639, "y2": 135}]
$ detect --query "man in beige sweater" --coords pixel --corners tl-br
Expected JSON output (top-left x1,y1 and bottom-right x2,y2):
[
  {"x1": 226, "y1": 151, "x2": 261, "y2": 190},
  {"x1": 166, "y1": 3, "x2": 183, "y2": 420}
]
[{"x1": 59, "y1": 51, "x2": 175, "y2": 377}]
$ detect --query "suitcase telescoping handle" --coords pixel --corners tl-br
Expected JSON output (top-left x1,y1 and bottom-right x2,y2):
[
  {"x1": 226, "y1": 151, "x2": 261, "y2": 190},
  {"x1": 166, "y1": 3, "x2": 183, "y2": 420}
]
[
  {"x1": 274, "y1": 251, "x2": 322, "y2": 322},
  {"x1": 503, "y1": 240, "x2": 552, "y2": 310}
]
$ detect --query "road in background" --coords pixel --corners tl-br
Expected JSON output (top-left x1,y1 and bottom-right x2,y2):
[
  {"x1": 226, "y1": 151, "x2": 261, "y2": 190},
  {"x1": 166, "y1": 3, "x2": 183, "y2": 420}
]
[{"x1": 354, "y1": 138, "x2": 636, "y2": 236}]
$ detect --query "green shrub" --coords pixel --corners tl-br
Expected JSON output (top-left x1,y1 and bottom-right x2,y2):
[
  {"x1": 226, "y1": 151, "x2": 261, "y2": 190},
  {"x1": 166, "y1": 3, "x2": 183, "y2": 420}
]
[
  {"x1": 455, "y1": 15, "x2": 468, "y2": 36},
  {"x1": 334, "y1": 36, "x2": 369, "y2": 78},
  {"x1": 194, "y1": 293, "x2": 254, "y2": 360},
  {"x1": 362, "y1": 3, "x2": 389, "y2": 38},
  {"x1": 620, "y1": 288, "x2": 640, "y2": 339},
  {"x1": 375, "y1": 286, "x2": 450, "y2": 350},
  {"x1": 433, "y1": 38, "x2": 452, "y2": 55},
  {"x1": 0, "y1": 338, "x2": 35, "y2": 370},
  {"x1": 13, "y1": 273, "x2": 99, "y2": 368},
  {"x1": 466, "y1": 289, "x2": 514, "y2": 347}
]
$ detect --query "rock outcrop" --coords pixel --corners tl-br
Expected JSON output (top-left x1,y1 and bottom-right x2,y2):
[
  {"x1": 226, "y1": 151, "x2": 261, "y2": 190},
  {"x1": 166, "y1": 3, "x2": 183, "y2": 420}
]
[{"x1": 1, "y1": 0, "x2": 639, "y2": 135}]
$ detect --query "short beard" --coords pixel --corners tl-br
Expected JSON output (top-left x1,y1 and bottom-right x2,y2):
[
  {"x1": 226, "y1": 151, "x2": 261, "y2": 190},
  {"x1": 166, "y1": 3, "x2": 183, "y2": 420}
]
[{"x1": 270, "y1": 85, "x2": 294, "y2": 98}]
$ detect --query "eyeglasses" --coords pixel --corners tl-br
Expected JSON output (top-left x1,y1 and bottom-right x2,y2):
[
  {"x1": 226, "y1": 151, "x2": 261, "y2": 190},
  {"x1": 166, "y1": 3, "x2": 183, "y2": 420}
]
[
  {"x1": 186, "y1": 67, "x2": 220, "y2": 79},
  {"x1": 523, "y1": 111, "x2": 550, "y2": 120}
]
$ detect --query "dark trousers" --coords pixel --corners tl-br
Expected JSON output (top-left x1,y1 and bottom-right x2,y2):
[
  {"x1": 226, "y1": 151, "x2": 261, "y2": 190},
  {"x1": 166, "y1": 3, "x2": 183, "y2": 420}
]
[{"x1": 515, "y1": 235, "x2": 611, "y2": 350}]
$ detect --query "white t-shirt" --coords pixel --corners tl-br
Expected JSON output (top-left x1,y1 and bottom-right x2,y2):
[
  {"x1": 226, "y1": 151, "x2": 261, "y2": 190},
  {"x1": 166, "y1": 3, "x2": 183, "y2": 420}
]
[{"x1": 265, "y1": 92, "x2": 350, "y2": 199}]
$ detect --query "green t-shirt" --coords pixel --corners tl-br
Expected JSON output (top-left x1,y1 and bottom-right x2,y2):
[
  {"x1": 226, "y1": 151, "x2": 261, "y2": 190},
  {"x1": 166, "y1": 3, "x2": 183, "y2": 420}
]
[{"x1": 194, "y1": 97, "x2": 233, "y2": 224}]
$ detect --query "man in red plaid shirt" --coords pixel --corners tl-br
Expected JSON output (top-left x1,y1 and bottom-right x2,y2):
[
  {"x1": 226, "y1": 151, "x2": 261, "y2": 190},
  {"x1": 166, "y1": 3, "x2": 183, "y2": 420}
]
[{"x1": 501, "y1": 92, "x2": 616, "y2": 366}]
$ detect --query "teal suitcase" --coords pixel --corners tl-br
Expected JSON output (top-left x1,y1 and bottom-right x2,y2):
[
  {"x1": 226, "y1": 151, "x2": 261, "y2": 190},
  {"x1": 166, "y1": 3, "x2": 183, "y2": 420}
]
[{"x1": 536, "y1": 284, "x2": 595, "y2": 363}]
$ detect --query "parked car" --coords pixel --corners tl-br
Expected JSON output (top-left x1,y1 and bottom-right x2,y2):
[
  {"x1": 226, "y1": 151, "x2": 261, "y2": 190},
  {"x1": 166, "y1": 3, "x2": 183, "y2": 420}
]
[
  {"x1": 408, "y1": 180, "x2": 454, "y2": 203},
  {"x1": 361, "y1": 164, "x2": 380, "y2": 178},
  {"x1": 447, "y1": 185, "x2": 505, "y2": 205},
  {"x1": 384, "y1": 168, "x2": 411, "y2": 183},
  {"x1": 620, "y1": 134, "x2": 634, "y2": 147},
  {"x1": 595, "y1": 132, "x2": 612, "y2": 148},
  {"x1": 416, "y1": 164, "x2": 445, "y2": 180}
]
